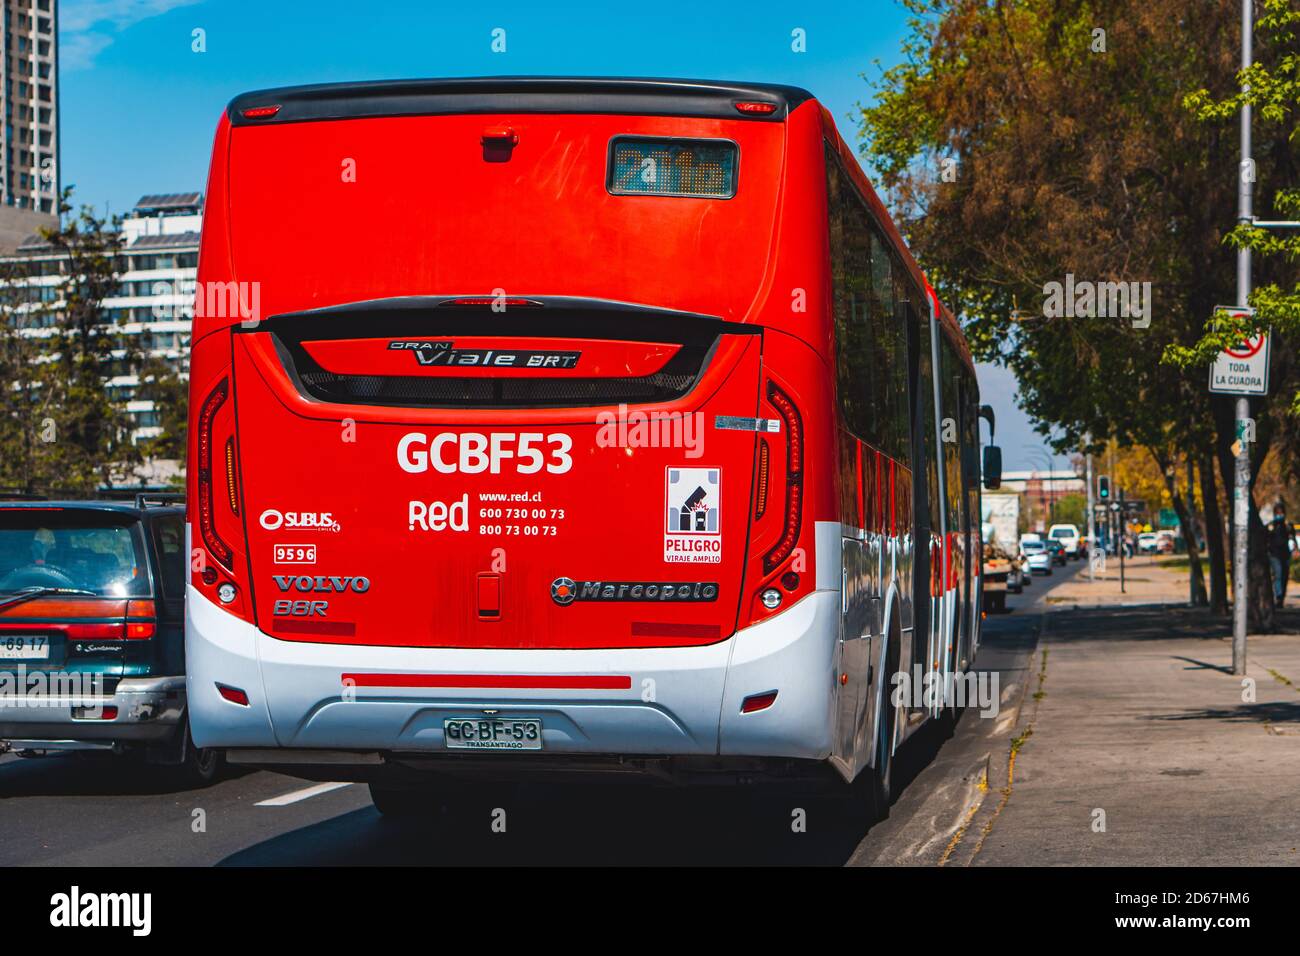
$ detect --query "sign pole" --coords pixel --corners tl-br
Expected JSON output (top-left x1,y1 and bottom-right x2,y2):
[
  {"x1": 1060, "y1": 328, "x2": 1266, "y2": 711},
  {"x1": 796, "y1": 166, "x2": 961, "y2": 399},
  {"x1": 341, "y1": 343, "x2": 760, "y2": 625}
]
[
  {"x1": 1118, "y1": 490, "x2": 1126, "y2": 595},
  {"x1": 1086, "y1": 452, "x2": 1095, "y2": 582},
  {"x1": 1232, "y1": 0, "x2": 1253, "y2": 676}
]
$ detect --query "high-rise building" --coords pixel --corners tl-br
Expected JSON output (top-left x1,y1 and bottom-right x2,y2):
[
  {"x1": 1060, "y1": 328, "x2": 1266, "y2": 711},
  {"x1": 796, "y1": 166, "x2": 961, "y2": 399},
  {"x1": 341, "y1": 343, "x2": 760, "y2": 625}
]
[
  {"x1": 3, "y1": 192, "x2": 200, "y2": 443},
  {"x1": 0, "y1": 0, "x2": 58, "y2": 250}
]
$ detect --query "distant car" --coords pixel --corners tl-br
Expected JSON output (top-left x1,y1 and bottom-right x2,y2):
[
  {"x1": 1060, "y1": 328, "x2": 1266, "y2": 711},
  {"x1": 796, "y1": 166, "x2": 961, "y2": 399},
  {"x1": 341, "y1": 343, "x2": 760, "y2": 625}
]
[
  {"x1": 1044, "y1": 538, "x2": 1067, "y2": 566},
  {"x1": 1047, "y1": 523, "x2": 1082, "y2": 559},
  {"x1": 1137, "y1": 531, "x2": 1159, "y2": 554},
  {"x1": 0, "y1": 496, "x2": 219, "y2": 784},
  {"x1": 982, "y1": 543, "x2": 1024, "y2": 613},
  {"x1": 1154, "y1": 530, "x2": 1176, "y2": 554},
  {"x1": 1021, "y1": 539, "x2": 1053, "y2": 575}
]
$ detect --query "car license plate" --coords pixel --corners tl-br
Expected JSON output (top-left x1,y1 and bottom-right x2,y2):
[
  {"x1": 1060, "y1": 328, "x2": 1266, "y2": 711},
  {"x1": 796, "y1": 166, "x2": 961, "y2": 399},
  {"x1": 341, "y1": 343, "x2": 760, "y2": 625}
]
[
  {"x1": 0, "y1": 636, "x2": 49, "y2": 659},
  {"x1": 444, "y1": 717, "x2": 542, "y2": 751}
]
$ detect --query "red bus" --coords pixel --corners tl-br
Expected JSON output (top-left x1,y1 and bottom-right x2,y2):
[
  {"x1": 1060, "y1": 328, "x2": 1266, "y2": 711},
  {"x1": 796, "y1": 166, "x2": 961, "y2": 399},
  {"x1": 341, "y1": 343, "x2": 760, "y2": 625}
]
[{"x1": 185, "y1": 77, "x2": 1000, "y2": 817}]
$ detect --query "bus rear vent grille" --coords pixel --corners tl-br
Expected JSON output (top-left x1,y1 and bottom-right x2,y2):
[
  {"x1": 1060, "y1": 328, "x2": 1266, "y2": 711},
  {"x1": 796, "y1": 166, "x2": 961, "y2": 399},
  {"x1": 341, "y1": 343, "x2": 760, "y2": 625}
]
[{"x1": 296, "y1": 370, "x2": 698, "y2": 408}]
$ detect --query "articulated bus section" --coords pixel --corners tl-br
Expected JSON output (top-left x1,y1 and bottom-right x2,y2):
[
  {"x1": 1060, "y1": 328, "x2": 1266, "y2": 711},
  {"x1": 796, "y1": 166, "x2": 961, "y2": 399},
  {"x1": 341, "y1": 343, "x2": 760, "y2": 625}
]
[{"x1": 184, "y1": 78, "x2": 993, "y2": 803}]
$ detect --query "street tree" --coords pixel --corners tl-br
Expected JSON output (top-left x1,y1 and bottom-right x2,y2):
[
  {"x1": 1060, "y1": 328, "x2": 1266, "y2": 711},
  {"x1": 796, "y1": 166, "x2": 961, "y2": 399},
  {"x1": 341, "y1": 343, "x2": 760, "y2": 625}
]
[{"x1": 855, "y1": 0, "x2": 1289, "y2": 624}]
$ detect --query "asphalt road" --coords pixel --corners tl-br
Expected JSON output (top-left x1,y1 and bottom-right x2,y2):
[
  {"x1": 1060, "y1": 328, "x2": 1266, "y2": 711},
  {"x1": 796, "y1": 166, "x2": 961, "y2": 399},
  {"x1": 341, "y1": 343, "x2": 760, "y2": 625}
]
[{"x1": 0, "y1": 564, "x2": 1066, "y2": 867}]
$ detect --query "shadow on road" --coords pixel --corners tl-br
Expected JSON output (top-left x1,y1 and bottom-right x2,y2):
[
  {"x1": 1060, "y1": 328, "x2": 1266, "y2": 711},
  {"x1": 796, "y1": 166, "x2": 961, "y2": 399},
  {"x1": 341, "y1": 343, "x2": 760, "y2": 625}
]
[
  {"x1": 1036, "y1": 603, "x2": 1300, "y2": 646},
  {"x1": 217, "y1": 786, "x2": 874, "y2": 866},
  {"x1": 215, "y1": 719, "x2": 958, "y2": 867},
  {"x1": 1143, "y1": 701, "x2": 1300, "y2": 725},
  {"x1": 0, "y1": 751, "x2": 254, "y2": 798}
]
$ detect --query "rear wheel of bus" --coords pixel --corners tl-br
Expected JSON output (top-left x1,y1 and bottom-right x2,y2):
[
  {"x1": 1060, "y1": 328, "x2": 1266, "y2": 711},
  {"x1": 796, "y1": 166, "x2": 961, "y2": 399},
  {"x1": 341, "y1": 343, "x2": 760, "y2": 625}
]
[{"x1": 865, "y1": 624, "x2": 901, "y2": 821}]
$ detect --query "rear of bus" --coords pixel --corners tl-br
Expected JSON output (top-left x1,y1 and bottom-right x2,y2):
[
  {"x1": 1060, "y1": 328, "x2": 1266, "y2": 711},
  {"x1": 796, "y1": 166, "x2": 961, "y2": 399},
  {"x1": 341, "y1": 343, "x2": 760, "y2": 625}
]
[{"x1": 185, "y1": 78, "x2": 844, "y2": 786}]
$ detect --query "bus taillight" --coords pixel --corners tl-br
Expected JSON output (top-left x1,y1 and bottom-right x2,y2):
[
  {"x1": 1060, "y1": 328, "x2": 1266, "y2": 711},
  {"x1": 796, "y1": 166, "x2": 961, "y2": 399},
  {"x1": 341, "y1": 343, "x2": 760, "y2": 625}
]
[
  {"x1": 197, "y1": 378, "x2": 234, "y2": 568},
  {"x1": 224, "y1": 437, "x2": 240, "y2": 516},
  {"x1": 762, "y1": 381, "x2": 804, "y2": 574}
]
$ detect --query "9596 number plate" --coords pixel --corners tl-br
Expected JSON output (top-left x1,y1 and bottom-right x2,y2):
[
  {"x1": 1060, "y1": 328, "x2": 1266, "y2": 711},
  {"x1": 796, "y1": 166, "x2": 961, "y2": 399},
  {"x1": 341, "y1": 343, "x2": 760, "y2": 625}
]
[{"x1": 444, "y1": 717, "x2": 542, "y2": 751}]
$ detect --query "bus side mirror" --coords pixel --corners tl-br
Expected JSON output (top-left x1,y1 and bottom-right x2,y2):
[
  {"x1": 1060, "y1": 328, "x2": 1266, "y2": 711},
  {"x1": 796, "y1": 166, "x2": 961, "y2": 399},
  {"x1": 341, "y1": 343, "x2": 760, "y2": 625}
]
[{"x1": 983, "y1": 446, "x2": 1002, "y2": 490}]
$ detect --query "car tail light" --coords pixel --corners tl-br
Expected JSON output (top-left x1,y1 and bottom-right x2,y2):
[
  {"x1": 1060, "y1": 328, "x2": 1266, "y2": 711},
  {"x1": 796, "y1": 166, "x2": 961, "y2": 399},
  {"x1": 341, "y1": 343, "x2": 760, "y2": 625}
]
[
  {"x1": 66, "y1": 623, "x2": 125, "y2": 639},
  {"x1": 762, "y1": 381, "x2": 804, "y2": 574},
  {"x1": 72, "y1": 705, "x2": 118, "y2": 720},
  {"x1": 741, "y1": 690, "x2": 778, "y2": 713},
  {"x1": 241, "y1": 105, "x2": 281, "y2": 119},
  {"x1": 197, "y1": 378, "x2": 234, "y2": 568},
  {"x1": 734, "y1": 101, "x2": 778, "y2": 115},
  {"x1": 125, "y1": 599, "x2": 156, "y2": 639}
]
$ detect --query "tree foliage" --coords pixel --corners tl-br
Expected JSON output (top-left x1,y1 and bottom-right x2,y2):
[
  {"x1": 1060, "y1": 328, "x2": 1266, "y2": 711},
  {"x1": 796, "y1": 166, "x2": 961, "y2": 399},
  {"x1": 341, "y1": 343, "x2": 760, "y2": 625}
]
[
  {"x1": 856, "y1": 0, "x2": 1298, "y2": 624},
  {"x1": 0, "y1": 190, "x2": 155, "y2": 495}
]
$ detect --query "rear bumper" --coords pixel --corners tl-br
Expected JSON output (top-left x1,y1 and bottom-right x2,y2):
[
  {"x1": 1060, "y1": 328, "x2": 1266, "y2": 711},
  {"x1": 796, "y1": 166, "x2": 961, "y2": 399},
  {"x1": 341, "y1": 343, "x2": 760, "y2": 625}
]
[
  {"x1": 0, "y1": 675, "x2": 186, "y2": 745},
  {"x1": 186, "y1": 584, "x2": 840, "y2": 763}
]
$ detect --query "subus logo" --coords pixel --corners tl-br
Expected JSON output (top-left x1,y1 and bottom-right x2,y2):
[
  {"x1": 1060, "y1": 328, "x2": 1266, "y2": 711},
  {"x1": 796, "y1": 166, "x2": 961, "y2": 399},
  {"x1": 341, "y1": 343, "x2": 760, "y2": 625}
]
[
  {"x1": 259, "y1": 510, "x2": 341, "y2": 532},
  {"x1": 550, "y1": 577, "x2": 719, "y2": 605},
  {"x1": 397, "y1": 432, "x2": 573, "y2": 475}
]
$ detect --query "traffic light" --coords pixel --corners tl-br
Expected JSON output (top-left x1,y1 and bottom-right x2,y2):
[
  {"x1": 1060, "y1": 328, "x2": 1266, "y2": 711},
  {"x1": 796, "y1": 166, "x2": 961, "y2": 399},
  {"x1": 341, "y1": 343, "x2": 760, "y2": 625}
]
[{"x1": 1099, "y1": 475, "x2": 1110, "y2": 500}]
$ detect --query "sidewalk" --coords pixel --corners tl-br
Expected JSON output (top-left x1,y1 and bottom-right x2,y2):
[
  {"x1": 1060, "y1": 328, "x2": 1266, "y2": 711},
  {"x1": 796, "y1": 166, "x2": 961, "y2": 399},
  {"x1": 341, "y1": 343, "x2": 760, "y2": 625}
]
[
  {"x1": 973, "y1": 604, "x2": 1300, "y2": 865},
  {"x1": 1028, "y1": 554, "x2": 1193, "y2": 609}
]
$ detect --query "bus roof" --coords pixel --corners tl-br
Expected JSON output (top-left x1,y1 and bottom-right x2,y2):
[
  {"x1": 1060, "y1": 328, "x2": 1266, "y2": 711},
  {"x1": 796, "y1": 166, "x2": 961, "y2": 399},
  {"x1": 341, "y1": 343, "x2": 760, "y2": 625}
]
[
  {"x1": 221, "y1": 74, "x2": 975, "y2": 377},
  {"x1": 227, "y1": 76, "x2": 815, "y2": 127}
]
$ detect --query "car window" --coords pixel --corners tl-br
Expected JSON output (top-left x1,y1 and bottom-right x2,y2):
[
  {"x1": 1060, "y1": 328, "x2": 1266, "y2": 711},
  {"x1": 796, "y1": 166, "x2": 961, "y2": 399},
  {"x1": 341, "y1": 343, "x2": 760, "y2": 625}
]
[
  {"x1": 0, "y1": 509, "x2": 149, "y2": 596},
  {"x1": 151, "y1": 514, "x2": 185, "y2": 600}
]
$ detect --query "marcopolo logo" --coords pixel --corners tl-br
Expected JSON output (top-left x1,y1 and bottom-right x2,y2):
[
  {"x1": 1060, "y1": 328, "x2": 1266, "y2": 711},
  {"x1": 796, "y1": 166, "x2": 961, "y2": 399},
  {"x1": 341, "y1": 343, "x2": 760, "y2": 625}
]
[
  {"x1": 550, "y1": 577, "x2": 719, "y2": 606},
  {"x1": 259, "y1": 509, "x2": 341, "y2": 533}
]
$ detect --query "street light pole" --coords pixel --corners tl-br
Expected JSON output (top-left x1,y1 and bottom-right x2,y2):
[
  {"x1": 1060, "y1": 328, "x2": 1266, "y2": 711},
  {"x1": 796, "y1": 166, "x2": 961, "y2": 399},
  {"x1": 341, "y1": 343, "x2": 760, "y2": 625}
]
[{"x1": 1232, "y1": 0, "x2": 1252, "y2": 676}]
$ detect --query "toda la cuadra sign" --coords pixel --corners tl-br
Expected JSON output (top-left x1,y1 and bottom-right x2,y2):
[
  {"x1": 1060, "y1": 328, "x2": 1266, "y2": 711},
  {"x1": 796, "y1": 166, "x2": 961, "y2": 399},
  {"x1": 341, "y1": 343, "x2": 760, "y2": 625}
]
[{"x1": 1208, "y1": 306, "x2": 1270, "y2": 396}]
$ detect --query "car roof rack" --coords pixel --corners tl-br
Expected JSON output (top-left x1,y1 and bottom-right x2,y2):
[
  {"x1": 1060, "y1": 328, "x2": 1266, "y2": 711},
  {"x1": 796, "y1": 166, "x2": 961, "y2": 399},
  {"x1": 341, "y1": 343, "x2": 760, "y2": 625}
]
[{"x1": 134, "y1": 492, "x2": 186, "y2": 509}]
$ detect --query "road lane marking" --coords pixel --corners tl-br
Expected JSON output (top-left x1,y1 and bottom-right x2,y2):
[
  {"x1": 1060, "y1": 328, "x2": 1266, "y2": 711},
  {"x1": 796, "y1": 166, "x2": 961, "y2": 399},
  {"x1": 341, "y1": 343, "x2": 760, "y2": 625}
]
[{"x1": 256, "y1": 782, "x2": 354, "y2": 806}]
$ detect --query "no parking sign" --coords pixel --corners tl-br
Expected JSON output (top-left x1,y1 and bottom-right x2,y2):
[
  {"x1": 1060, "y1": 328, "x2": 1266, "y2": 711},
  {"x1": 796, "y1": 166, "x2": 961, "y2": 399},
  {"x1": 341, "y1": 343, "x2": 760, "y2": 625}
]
[{"x1": 1208, "y1": 306, "x2": 1270, "y2": 395}]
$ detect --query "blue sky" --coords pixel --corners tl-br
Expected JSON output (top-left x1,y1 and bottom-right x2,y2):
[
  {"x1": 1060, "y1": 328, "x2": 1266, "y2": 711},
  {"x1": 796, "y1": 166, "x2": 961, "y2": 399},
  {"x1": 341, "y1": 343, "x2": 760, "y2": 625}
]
[{"x1": 59, "y1": 0, "x2": 1056, "y2": 468}]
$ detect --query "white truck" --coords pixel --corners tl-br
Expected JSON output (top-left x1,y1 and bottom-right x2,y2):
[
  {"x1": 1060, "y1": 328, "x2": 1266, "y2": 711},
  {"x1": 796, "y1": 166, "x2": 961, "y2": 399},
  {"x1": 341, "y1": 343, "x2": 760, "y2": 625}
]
[{"x1": 1047, "y1": 523, "x2": 1082, "y2": 560}]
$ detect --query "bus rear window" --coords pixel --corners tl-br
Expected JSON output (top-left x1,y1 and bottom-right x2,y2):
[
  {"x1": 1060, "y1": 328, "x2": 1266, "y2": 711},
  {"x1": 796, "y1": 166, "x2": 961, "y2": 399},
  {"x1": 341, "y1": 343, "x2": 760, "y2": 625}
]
[
  {"x1": 607, "y1": 137, "x2": 738, "y2": 198},
  {"x1": 0, "y1": 510, "x2": 149, "y2": 597}
]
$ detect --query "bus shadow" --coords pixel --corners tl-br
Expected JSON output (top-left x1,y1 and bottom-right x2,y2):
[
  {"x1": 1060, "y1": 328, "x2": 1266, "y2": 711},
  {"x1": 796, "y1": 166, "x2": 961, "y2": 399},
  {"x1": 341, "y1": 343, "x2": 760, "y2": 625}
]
[
  {"x1": 217, "y1": 782, "x2": 891, "y2": 866},
  {"x1": 217, "y1": 722, "x2": 965, "y2": 867}
]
